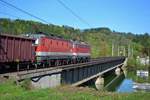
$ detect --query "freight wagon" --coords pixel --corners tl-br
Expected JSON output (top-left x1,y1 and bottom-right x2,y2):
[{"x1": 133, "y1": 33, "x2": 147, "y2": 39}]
[{"x1": 0, "y1": 34, "x2": 35, "y2": 70}]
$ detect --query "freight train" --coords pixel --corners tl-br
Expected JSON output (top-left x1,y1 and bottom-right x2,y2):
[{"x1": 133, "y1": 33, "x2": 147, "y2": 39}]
[{"x1": 0, "y1": 32, "x2": 90, "y2": 70}]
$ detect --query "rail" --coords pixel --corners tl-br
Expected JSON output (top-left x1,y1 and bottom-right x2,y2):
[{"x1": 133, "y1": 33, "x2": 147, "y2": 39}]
[{"x1": 0, "y1": 57, "x2": 126, "y2": 78}]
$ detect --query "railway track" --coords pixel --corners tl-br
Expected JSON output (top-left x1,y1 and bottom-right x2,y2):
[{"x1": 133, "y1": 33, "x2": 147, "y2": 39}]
[{"x1": 0, "y1": 56, "x2": 125, "y2": 75}]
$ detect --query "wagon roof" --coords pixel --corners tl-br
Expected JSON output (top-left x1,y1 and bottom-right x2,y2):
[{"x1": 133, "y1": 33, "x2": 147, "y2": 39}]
[{"x1": 0, "y1": 33, "x2": 35, "y2": 41}]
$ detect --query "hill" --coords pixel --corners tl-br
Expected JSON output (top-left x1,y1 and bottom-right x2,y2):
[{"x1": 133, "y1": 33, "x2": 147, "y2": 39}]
[{"x1": 0, "y1": 18, "x2": 150, "y2": 58}]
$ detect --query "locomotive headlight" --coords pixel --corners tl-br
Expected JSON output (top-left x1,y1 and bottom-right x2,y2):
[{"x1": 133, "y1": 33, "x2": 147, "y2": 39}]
[
  {"x1": 35, "y1": 39, "x2": 39, "y2": 45},
  {"x1": 73, "y1": 53, "x2": 77, "y2": 55}
]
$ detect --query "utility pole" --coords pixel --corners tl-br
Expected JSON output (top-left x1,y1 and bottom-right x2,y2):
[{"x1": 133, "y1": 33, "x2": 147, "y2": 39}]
[
  {"x1": 123, "y1": 46, "x2": 126, "y2": 56},
  {"x1": 128, "y1": 44, "x2": 130, "y2": 57},
  {"x1": 112, "y1": 43, "x2": 114, "y2": 56},
  {"x1": 148, "y1": 47, "x2": 150, "y2": 74},
  {"x1": 131, "y1": 48, "x2": 133, "y2": 58},
  {"x1": 118, "y1": 46, "x2": 120, "y2": 56},
  {"x1": 147, "y1": 48, "x2": 150, "y2": 64}
]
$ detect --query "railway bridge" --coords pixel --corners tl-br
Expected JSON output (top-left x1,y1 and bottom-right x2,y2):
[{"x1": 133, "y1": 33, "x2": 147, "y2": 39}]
[{"x1": 0, "y1": 57, "x2": 127, "y2": 89}]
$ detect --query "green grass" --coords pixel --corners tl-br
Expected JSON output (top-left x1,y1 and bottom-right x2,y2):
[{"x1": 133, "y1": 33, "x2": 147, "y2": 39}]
[{"x1": 0, "y1": 81, "x2": 150, "y2": 100}]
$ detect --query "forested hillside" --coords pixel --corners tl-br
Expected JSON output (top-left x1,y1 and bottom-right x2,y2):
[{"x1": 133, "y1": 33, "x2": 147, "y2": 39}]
[{"x1": 0, "y1": 18, "x2": 150, "y2": 58}]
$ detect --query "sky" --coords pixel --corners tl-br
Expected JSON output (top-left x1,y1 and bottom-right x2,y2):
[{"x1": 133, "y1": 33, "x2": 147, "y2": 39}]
[{"x1": 0, "y1": 0, "x2": 150, "y2": 34}]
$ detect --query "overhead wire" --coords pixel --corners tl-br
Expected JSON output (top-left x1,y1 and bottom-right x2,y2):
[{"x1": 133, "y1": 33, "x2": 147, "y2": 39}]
[
  {"x1": 56, "y1": 0, "x2": 92, "y2": 28},
  {"x1": 0, "y1": 0, "x2": 92, "y2": 28},
  {"x1": 0, "y1": 0, "x2": 49, "y2": 24}
]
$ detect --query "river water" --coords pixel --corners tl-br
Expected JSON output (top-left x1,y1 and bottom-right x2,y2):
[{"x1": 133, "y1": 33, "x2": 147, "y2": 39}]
[{"x1": 104, "y1": 70, "x2": 150, "y2": 92}]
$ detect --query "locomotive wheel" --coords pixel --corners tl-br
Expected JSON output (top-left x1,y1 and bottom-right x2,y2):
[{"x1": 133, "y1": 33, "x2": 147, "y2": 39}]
[
  {"x1": 48, "y1": 61, "x2": 51, "y2": 67},
  {"x1": 0, "y1": 65, "x2": 10, "y2": 73},
  {"x1": 42, "y1": 63, "x2": 45, "y2": 68},
  {"x1": 55, "y1": 60, "x2": 59, "y2": 66}
]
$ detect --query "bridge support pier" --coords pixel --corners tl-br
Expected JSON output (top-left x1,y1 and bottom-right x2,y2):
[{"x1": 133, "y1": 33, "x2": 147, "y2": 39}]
[
  {"x1": 115, "y1": 67, "x2": 121, "y2": 76},
  {"x1": 95, "y1": 76, "x2": 104, "y2": 90},
  {"x1": 31, "y1": 74, "x2": 61, "y2": 89},
  {"x1": 121, "y1": 66, "x2": 127, "y2": 77},
  {"x1": 121, "y1": 58, "x2": 128, "y2": 76}
]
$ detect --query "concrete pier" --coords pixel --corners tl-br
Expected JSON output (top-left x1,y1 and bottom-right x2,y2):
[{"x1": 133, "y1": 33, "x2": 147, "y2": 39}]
[
  {"x1": 115, "y1": 67, "x2": 121, "y2": 76},
  {"x1": 31, "y1": 73, "x2": 61, "y2": 88},
  {"x1": 95, "y1": 76, "x2": 104, "y2": 90}
]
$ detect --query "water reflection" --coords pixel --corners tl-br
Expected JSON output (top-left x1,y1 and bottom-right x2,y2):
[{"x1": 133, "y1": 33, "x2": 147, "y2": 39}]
[
  {"x1": 117, "y1": 79, "x2": 134, "y2": 92},
  {"x1": 105, "y1": 73, "x2": 125, "y2": 92},
  {"x1": 105, "y1": 70, "x2": 150, "y2": 92}
]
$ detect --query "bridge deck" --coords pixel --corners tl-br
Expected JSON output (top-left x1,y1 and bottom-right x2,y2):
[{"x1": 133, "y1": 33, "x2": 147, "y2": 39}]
[
  {"x1": 0, "y1": 57, "x2": 126, "y2": 87},
  {"x1": 72, "y1": 63, "x2": 123, "y2": 86}
]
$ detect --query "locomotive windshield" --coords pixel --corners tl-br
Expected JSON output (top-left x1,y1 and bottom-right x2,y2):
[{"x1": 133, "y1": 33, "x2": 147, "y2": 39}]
[
  {"x1": 28, "y1": 33, "x2": 46, "y2": 39},
  {"x1": 25, "y1": 33, "x2": 46, "y2": 45}
]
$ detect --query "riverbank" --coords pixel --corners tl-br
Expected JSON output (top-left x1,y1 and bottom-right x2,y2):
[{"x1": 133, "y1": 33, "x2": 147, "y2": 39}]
[
  {"x1": 0, "y1": 81, "x2": 150, "y2": 100},
  {"x1": 127, "y1": 58, "x2": 150, "y2": 70}
]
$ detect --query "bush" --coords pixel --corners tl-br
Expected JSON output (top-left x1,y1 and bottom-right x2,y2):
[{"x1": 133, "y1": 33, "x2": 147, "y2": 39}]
[
  {"x1": 20, "y1": 79, "x2": 32, "y2": 90},
  {"x1": 127, "y1": 58, "x2": 149, "y2": 70}
]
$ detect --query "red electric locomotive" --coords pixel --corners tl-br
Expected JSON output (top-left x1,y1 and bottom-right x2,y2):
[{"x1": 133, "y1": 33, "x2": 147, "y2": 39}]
[
  {"x1": 32, "y1": 33, "x2": 72, "y2": 66},
  {"x1": 72, "y1": 41, "x2": 90, "y2": 63},
  {"x1": 30, "y1": 32, "x2": 91, "y2": 66}
]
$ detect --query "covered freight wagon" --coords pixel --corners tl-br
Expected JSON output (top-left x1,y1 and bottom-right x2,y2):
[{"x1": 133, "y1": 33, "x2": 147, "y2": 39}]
[{"x1": 0, "y1": 34, "x2": 35, "y2": 67}]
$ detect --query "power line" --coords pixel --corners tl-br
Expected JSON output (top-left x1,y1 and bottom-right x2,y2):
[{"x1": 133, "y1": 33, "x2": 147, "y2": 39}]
[
  {"x1": 0, "y1": 0, "x2": 49, "y2": 24},
  {"x1": 56, "y1": 0, "x2": 92, "y2": 27}
]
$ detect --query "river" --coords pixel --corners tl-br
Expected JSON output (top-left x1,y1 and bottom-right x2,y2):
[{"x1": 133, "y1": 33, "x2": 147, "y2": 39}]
[{"x1": 104, "y1": 70, "x2": 150, "y2": 92}]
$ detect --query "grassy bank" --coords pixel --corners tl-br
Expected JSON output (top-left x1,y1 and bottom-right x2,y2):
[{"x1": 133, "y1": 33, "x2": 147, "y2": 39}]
[
  {"x1": 127, "y1": 58, "x2": 150, "y2": 83},
  {"x1": 0, "y1": 81, "x2": 150, "y2": 100}
]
